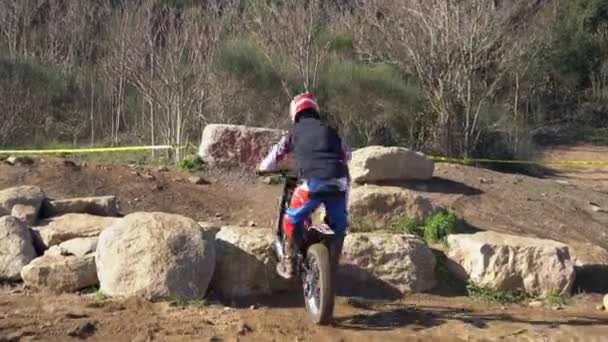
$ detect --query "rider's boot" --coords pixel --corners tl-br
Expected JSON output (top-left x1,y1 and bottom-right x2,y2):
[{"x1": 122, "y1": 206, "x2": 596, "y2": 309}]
[{"x1": 276, "y1": 235, "x2": 296, "y2": 280}]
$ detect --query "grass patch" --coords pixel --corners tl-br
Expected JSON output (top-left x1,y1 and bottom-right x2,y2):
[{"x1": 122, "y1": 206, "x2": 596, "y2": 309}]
[
  {"x1": 467, "y1": 285, "x2": 570, "y2": 306},
  {"x1": 349, "y1": 209, "x2": 463, "y2": 242},
  {"x1": 390, "y1": 215, "x2": 422, "y2": 235},
  {"x1": 178, "y1": 154, "x2": 205, "y2": 172},
  {"x1": 169, "y1": 294, "x2": 209, "y2": 307},
  {"x1": 466, "y1": 284, "x2": 529, "y2": 304},
  {"x1": 83, "y1": 286, "x2": 108, "y2": 302},
  {"x1": 381, "y1": 209, "x2": 464, "y2": 241},
  {"x1": 94, "y1": 289, "x2": 108, "y2": 302},
  {"x1": 541, "y1": 292, "x2": 570, "y2": 306},
  {"x1": 423, "y1": 209, "x2": 462, "y2": 243}
]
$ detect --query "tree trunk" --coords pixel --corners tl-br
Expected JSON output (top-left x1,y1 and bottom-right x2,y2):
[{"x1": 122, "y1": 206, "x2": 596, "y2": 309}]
[{"x1": 90, "y1": 74, "x2": 95, "y2": 146}]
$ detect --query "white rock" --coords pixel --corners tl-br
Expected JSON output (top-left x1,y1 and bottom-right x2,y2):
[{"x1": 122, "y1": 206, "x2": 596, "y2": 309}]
[
  {"x1": 11, "y1": 204, "x2": 38, "y2": 225},
  {"x1": 0, "y1": 185, "x2": 45, "y2": 218},
  {"x1": 31, "y1": 214, "x2": 119, "y2": 250},
  {"x1": 447, "y1": 232, "x2": 575, "y2": 296},
  {"x1": 348, "y1": 185, "x2": 434, "y2": 228},
  {"x1": 20, "y1": 254, "x2": 97, "y2": 292},
  {"x1": 0, "y1": 216, "x2": 37, "y2": 281},
  {"x1": 604, "y1": 294, "x2": 608, "y2": 312},
  {"x1": 5, "y1": 156, "x2": 34, "y2": 166},
  {"x1": 96, "y1": 212, "x2": 215, "y2": 300},
  {"x1": 339, "y1": 233, "x2": 437, "y2": 294},
  {"x1": 41, "y1": 196, "x2": 118, "y2": 218},
  {"x1": 44, "y1": 245, "x2": 65, "y2": 257},
  {"x1": 211, "y1": 226, "x2": 292, "y2": 298},
  {"x1": 59, "y1": 237, "x2": 98, "y2": 258},
  {"x1": 349, "y1": 146, "x2": 434, "y2": 183},
  {"x1": 188, "y1": 176, "x2": 208, "y2": 185}
]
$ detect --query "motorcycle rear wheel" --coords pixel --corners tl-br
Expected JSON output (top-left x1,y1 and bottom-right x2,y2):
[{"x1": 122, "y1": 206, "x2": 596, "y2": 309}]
[{"x1": 302, "y1": 243, "x2": 334, "y2": 325}]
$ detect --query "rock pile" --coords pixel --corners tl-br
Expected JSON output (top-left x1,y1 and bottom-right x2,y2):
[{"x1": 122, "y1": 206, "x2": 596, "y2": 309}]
[{"x1": 0, "y1": 185, "x2": 119, "y2": 292}]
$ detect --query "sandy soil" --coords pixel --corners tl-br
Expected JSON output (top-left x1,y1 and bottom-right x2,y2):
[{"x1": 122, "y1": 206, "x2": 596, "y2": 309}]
[
  {"x1": 1, "y1": 284, "x2": 607, "y2": 342},
  {"x1": 539, "y1": 144, "x2": 608, "y2": 194}
]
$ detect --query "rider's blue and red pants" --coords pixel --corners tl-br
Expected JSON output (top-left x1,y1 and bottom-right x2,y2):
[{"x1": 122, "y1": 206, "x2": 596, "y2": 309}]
[{"x1": 282, "y1": 179, "x2": 348, "y2": 239}]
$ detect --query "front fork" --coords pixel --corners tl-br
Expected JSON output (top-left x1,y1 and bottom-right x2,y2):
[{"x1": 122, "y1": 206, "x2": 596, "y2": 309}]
[{"x1": 273, "y1": 178, "x2": 296, "y2": 261}]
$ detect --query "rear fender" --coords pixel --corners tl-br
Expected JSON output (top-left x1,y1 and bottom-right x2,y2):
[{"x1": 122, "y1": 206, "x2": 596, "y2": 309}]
[{"x1": 309, "y1": 224, "x2": 335, "y2": 236}]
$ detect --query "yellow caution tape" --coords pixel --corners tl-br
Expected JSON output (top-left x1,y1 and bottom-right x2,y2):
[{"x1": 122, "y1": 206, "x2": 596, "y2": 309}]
[
  {"x1": 0, "y1": 144, "x2": 607, "y2": 166},
  {"x1": 0, "y1": 145, "x2": 181, "y2": 154},
  {"x1": 428, "y1": 155, "x2": 608, "y2": 166}
]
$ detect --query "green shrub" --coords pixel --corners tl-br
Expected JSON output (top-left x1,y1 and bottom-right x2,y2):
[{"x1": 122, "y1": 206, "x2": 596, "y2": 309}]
[
  {"x1": 423, "y1": 209, "x2": 462, "y2": 243},
  {"x1": 169, "y1": 294, "x2": 208, "y2": 307},
  {"x1": 542, "y1": 292, "x2": 570, "y2": 306},
  {"x1": 83, "y1": 285, "x2": 108, "y2": 303},
  {"x1": 466, "y1": 284, "x2": 529, "y2": 304},
  {"x1": 390, "y1": 215, "x2": 422, "y2": 236},
  {"x1": 178, "y1": 154, "x2": 205, "y2": 171}
]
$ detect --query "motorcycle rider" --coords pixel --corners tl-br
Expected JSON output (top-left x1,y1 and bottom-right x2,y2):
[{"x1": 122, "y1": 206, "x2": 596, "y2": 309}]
[{"x1": 258, "y1": 92, "x2": 350, "y2": 279}]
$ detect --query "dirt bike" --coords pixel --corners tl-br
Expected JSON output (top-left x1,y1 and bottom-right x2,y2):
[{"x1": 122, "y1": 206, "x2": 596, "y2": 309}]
[{"x1": 258, "y1": 170, "x2": 340, "y2": 325}]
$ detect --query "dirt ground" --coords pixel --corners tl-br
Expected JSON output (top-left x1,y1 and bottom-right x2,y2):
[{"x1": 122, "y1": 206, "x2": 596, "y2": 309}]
[
  {"x1": 0, "y1": 157, "x2": 279, "y2": 227},
  {"x1": 1, "y1": 147, "x2": 608, "y2": 341},
  {"x1": 1, "y1": 283, "x2": 607, "y2": 342}
]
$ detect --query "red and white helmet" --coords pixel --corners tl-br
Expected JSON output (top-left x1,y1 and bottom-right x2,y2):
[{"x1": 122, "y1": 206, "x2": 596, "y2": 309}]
[{"x1": 289, "y1": 92, "x2": 319, "y2": 121}]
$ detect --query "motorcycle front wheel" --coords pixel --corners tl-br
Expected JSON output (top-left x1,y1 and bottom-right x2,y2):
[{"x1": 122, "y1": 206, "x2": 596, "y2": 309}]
[{"x1": 302, "y1": 243, "x2": 334, "y2": 325}]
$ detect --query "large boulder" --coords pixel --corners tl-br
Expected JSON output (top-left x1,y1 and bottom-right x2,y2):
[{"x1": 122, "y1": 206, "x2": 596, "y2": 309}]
[
  {"x1": 41, "y1": 196, "x2": 119, "y2": 218},
  {"x1": 350, "y1": 146, "x2": 434, "y2": 184},
  {"x1": 211, "y1": 226, "x2": 292, "y2": 298},
  {"x1": 0, "y1": 186, "x2": 45, "y2": 224},
  {"x1": 447, "y1": 232, "x2": 576, "y2": 296},
  {"x1": 20, "y1": 254, "x2": 97, "y2": 292},
  {"x1": 349, "y1": 185, "x2": 434, "y2": 229},
  {"x1": 338, "y1": 233, "x2": 437, "y2": 295},
  {"x1": 31, "y1": 214, "x2": 119, "y2": 250},
  {"x1": 96, "y1": 212, "x2": 215, "y2": 300},
  {"x1": 198, "y1": 124, "x2": 291, "y2": 169},
  {"x1": 0, "y1": 216, "x2": 37, "y2": 281}
]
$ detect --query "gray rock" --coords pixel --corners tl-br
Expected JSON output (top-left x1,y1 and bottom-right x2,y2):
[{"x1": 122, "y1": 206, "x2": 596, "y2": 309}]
[
  {"x1": 5, "y1": 156, "x2": 34, "y2": 166},
  {"x1": 11, "y1": 204, "x2": 38, "y2": 225},
  {"x1": 20, "y1": 254, "x2": 98, "y2": 292},
  {"x1": 211, "y1": 226, "x2": 293, "y2": 298},
  {"x1": 339, "y1": 233, "x2": 437, "y2": 294},
  {"x1": 59, "y1": 237, "x2": 98, "y2": 257},
  {"x1": 0, "y1": 186, "x2": 45, "y2": 218},
  {"x1": 41, "y1": 196, "x2": 119, "y2": 218},
  {"x1": 0, "y1": 216, "x2": 37, "y2": 281},
  {"x1": 348, "y1": 185, "x2": 434, "y2": 229},
  {"x1": 447, "y1": 231, "x2": 575, "y2": 296},
  {"x1": 31, "y1": 214, "x2": 119, "y2": 250},
  {"x1": 350, "y1": 146, "x2": 434, "y2": 183}
]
